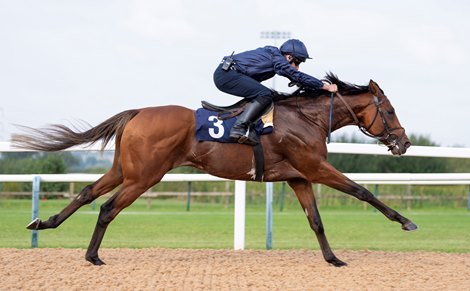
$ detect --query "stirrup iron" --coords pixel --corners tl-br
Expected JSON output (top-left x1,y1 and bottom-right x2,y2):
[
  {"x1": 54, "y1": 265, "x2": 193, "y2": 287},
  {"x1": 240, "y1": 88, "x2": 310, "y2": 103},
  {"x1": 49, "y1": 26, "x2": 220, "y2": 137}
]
[{"x1": 237, "y1": 128, "x2": 250, "y2": 143}]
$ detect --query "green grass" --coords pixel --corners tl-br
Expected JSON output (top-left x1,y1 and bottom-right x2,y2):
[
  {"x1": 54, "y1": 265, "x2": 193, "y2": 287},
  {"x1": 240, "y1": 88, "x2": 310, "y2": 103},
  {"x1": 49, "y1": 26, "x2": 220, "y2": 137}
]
[{"x1": 1, "y1": 198, "x2": 469, "y2": 252}]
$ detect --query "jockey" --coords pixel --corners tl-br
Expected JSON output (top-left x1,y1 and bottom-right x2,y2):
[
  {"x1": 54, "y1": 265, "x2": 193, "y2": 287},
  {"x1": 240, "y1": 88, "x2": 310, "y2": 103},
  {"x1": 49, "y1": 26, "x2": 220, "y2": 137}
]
[{"x1": 213, "y1": 39, "x2": 338, "y2": 145}]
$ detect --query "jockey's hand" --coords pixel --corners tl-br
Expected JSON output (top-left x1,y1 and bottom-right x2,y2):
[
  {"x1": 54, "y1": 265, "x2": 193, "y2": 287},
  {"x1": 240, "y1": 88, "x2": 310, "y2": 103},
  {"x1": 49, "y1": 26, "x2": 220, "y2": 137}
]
[
  {"x1": 323, "y1": 83, "x2": 338, "y2": 93},
  {"x1": 288, "y1": 81, "x2": 300, "y2": 87}
]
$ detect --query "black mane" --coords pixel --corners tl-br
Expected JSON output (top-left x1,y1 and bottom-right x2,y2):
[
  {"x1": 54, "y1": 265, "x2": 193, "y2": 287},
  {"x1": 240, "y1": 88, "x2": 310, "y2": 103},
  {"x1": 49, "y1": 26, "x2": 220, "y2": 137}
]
[
  {"x1": 324, "y1": 72, "x2": 369, "y2": 95},
  {"x1": 284, "y1": 72, "x2": 369, "y2": 99}
]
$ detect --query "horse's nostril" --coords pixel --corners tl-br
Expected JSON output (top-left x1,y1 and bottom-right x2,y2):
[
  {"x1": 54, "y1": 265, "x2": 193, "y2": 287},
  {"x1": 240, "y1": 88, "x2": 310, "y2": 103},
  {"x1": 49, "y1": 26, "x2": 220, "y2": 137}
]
[{"x1": 404, "y1": 141, "x2": 411, "y2": 149}]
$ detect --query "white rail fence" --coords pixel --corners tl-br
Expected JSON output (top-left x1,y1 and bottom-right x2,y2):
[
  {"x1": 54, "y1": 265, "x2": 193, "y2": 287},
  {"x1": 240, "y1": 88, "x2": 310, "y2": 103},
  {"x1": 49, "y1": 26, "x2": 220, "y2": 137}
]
[{"x1": 1, "y1": 142, "x2": 470, "y2": 249}]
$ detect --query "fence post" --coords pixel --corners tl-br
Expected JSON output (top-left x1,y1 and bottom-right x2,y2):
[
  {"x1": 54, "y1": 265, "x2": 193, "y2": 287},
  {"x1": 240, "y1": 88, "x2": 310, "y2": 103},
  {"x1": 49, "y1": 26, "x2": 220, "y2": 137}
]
[
  {"x1": 279, "y1": 182, "x2": 286, "y2": 212},
  {"x1": 234, "y1": 180, "x2": 246, "y2": 250},
  {"x1": 266, "y1": 182, "x2": 273, "y2": 250},
  {"x1": 186, "y1": 181, "x2": 192, "y2": 211},
  {"x1": 316, "y1": 184, "x2": 322, "y2": 208},
  {"x1": 69, "y1": 182, "x2": 75, "y2": 201},
  {"x1": 406, "y1": 184, "x2": 412, "y2": 210},
  {"x1": 374, "y1": 184, "x2": 379, "y2": 197},
  {"x1": 467, "y1": 185, "x2": 470, "y2": 212},
  {"x1": 31, "y1": 176, "x2": 40, "y2": 248}
]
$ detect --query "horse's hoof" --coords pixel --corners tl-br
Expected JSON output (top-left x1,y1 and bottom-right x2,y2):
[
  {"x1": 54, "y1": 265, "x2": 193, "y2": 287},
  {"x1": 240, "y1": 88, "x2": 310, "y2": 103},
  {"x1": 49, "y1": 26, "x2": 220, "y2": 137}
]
[
  {"x1": 327, "y1": 257, "x2": 348, "y2": 267},
  {"x1": 86, "y1": 256, "x2": 106, "y2": 266},
  {"x1": 402, "y1": 221, "x2": 418, "y2": 231},
  {"x1": 26, "y1": 218, "x2": 41, "y2": 230}
]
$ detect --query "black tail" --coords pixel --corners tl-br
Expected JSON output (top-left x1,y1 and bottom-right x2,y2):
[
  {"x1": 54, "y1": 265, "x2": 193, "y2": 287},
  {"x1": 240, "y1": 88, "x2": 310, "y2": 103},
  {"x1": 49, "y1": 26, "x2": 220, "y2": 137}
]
[{"x1": 11, "y1": 109, "x2": 140, "y2": 152}]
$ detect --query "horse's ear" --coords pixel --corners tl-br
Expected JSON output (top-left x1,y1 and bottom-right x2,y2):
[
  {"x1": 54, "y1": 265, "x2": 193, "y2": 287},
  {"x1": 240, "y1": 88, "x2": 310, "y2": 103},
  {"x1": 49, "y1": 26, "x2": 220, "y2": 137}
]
[{"x1": 368, "y1": 79, "x2": 383, "y2": 96}]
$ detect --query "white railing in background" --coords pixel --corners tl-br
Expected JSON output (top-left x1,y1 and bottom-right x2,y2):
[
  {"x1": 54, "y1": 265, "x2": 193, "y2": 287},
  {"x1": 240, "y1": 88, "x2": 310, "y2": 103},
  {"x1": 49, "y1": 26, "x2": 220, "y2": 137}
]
[
  {"x1": 327, "y1": 143, "x2": 470, "y2": 158},
  {"x1": 1, "y1": 142, "x2": 470, "y2": 249},
  {"x1": 2, "y1": 173, "x2": 470, "y2": 185}
]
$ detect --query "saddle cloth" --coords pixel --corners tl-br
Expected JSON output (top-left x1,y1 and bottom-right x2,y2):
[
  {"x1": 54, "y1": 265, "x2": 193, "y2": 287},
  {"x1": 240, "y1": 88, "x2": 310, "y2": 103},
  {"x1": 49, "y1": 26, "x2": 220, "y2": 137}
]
[{"x1": 195, "y1": 108, "x2": 273, "y2": 143}]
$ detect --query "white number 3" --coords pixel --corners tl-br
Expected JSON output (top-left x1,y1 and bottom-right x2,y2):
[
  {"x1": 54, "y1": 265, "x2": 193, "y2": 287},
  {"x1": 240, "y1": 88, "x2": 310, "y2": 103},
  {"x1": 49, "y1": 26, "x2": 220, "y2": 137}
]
[{"x1": 208, "y1": 115, "x2": 224, "y2": 139}]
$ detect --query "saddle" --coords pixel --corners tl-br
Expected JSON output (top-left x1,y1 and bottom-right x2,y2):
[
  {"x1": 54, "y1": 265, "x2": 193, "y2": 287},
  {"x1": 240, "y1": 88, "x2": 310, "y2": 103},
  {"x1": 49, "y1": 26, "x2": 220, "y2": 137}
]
[
  {"x1": 201, "y1": 98, "x2": 250, "y2": 113},
  {"x1": 199, "y1": 99, "x2": 275, "y2": 182}
]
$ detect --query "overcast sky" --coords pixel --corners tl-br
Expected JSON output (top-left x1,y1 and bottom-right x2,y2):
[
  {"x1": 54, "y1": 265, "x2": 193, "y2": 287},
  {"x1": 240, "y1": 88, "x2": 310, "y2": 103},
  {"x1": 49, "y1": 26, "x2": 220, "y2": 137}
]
[{"x1": 1, "y1": 0, "x2": 469, "y2": 147}]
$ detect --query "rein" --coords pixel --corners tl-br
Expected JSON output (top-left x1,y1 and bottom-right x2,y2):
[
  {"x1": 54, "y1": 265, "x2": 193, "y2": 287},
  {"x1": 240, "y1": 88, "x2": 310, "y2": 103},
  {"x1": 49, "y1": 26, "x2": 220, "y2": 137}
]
[{"x1": 327, "y1": 93, "x2": 335, "y2": 143}]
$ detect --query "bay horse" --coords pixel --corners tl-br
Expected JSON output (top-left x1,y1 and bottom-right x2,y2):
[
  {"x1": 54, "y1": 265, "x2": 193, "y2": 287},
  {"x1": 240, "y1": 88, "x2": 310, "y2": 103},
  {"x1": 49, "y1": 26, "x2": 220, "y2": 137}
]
[{"x1": 12, "y1": 74, "x2": 417, "y2": 267}]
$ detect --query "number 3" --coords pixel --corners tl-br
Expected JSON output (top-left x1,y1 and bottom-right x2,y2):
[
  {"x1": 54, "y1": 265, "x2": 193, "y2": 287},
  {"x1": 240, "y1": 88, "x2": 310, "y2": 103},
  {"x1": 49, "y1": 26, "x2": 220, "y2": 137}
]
[{"x1": 208, "y1": 115, "x2": 224, "y2": 139}]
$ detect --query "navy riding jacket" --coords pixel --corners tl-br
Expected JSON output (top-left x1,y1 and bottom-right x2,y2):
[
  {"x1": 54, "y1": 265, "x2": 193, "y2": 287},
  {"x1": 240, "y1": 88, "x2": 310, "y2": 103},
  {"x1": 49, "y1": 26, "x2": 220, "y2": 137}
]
[{"x1": 231, "y1": 46, "x2": 324, "y2": 89}]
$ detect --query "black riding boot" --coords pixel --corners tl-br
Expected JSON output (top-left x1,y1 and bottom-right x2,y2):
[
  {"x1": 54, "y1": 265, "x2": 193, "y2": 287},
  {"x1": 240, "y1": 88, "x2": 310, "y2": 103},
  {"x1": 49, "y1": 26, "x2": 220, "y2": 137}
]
[{"x1": 230, "y1": 100, "x2": 266, "y2": 145}]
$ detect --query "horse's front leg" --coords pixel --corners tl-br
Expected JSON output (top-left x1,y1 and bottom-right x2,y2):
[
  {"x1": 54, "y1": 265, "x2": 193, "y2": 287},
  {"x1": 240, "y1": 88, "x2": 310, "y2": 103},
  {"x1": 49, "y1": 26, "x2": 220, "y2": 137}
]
[
  {"x1": 316, "y1": 161, "x2": 418, "y2": 231},
  {"x1": 287, "y1": 178, "x2": 347, "y2": 267}
]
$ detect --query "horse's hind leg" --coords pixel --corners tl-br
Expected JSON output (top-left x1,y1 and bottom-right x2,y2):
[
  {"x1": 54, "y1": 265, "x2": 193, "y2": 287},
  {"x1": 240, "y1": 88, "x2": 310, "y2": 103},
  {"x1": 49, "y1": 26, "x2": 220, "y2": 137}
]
[
  {"x1": 317, "y1": 161, "x2": 418, "y2": 231},
  {"x1": 85, "y1": 180, "x2": 153, "y2": 265},
  {"x1": 26, "y1": 167, "x2": 123, "y2": 230},
  {"x1": 288, "y1": 179, "x2": 347, "y2": 267}
]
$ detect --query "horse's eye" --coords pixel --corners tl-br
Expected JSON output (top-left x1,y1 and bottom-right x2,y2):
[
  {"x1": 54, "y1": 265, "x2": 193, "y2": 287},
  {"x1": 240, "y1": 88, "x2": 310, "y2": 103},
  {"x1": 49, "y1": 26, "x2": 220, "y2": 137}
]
[{"x1": 387, "y1": 109, "x2": 395, "y2": 115}]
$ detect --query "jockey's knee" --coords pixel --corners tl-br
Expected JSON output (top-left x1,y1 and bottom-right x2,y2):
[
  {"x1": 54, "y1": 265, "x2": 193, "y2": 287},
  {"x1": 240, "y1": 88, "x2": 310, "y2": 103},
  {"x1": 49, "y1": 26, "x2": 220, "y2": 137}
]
[{"x1": 253, "y1": 94, "x2": 273, "y2": 108}]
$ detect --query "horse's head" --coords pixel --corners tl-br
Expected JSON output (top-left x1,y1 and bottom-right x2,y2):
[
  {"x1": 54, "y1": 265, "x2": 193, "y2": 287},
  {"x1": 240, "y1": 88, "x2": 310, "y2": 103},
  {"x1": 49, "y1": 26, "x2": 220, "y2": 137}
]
[
  {"x1": 358, "y1": 80, "x2": 411, "y2": 155},
  {"x1": 290, "y1": 73, "x2": 411, "y2": 155}
]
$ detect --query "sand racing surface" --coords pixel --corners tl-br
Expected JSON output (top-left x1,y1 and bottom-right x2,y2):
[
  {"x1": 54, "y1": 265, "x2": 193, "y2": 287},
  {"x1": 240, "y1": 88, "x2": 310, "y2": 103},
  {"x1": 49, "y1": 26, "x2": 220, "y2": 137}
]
[{"x1": 1, "y1": 248, "x2": 470, "y2": 290}]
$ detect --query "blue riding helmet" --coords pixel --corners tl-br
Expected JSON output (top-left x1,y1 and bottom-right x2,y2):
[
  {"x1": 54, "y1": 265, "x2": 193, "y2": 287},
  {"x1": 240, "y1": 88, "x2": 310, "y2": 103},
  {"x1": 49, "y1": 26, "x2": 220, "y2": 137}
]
[{"x1": 280, "y1": 39, "x2": 311, "y2": 61}]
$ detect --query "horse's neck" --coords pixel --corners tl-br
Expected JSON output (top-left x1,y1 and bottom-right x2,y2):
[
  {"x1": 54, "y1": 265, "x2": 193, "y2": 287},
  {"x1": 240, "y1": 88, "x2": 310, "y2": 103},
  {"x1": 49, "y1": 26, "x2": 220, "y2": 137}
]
[
  {"x1": 276, "y1": 94, "x2": 368, "y2": 132},
  {"x1": 330, "y1": 93, "x2": 370, "y2": 131},
  {"x1": 333, "y1": 93, "x2": 372, "y2": 130}
]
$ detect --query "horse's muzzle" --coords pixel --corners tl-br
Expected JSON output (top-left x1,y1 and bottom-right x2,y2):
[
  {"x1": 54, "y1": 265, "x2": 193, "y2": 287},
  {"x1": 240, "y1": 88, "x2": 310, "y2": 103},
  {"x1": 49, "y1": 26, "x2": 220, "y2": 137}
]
[{"x1": 389, "y1": 136, "x2": 411, "y2": 156}]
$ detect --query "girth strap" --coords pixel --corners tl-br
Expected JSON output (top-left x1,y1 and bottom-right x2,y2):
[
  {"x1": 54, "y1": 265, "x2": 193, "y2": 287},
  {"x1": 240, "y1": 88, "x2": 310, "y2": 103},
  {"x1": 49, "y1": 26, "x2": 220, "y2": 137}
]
[{"x1": 253, "y1": 143, "x2": 264, "y2": 182}]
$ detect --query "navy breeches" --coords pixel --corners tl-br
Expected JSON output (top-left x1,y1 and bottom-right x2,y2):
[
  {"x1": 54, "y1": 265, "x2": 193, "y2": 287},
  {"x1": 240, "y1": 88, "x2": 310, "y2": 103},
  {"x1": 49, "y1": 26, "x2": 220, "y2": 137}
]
[{"x1": 213, "y1": 64, "x2": 273, "y2": 107}]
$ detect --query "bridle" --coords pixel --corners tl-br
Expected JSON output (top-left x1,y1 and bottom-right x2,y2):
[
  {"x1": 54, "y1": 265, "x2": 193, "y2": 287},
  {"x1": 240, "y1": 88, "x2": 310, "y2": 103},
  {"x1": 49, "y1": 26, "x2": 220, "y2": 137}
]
[{"x1": 334, "y1": 92, "x2": 406, "y2": 151}]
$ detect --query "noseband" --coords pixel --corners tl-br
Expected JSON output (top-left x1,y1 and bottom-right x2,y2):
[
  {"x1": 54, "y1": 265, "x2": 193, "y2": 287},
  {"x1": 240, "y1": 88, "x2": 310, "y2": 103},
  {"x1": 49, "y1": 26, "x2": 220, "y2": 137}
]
[{"x1": 335, "y1": 93, "x2": 406, "y2": 150}]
